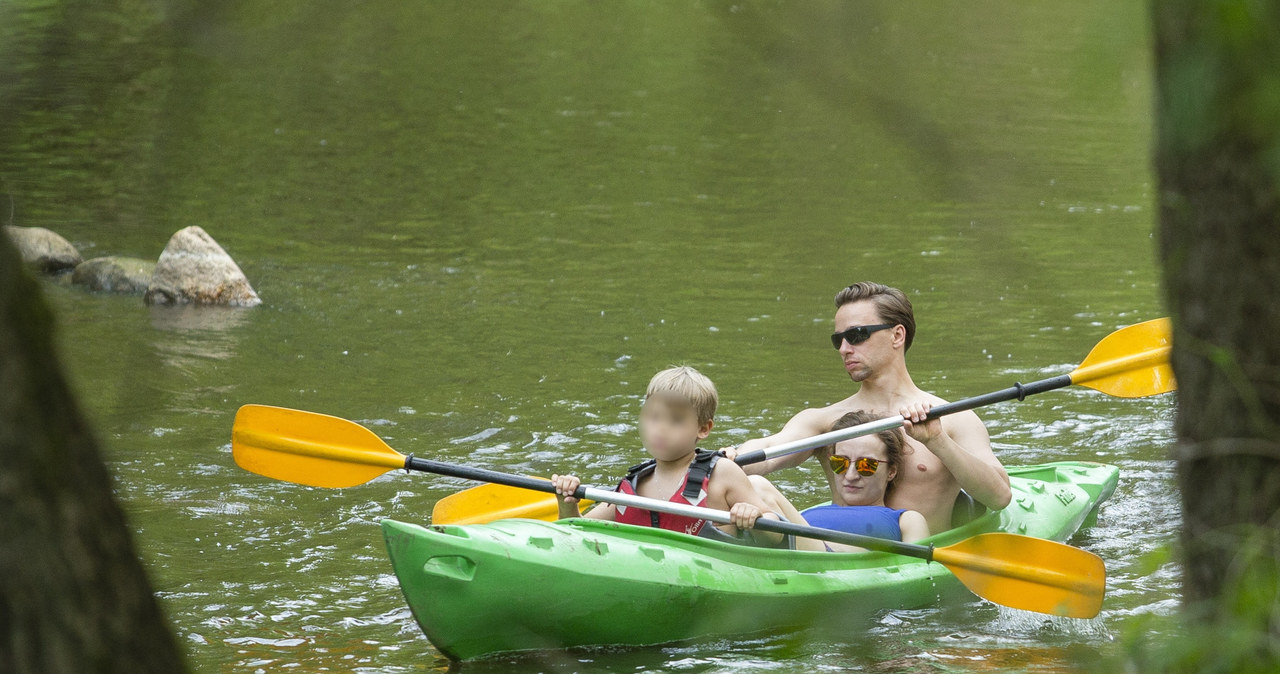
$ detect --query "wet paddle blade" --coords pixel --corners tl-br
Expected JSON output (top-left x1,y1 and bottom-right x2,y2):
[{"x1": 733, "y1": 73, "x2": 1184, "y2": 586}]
[
  {"x1": 432, "y1": 482, "x2": 594, "y2": 524},
  {"x1": 1069, "y1": 317, "x2": 1175, "y2": 398},
  {"x1": 933, "y1": 533, "x2": 1105, "y2": 619},
  {"x1": 232, "y1": 404, "x2": 405, "y2": 488}
]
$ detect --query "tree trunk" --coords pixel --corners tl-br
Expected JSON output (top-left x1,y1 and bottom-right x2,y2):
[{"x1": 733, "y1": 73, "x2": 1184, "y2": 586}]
[
  {"x1": 1154, "y1": 0, "x2": 1280, "y2": 634},
  {"x1": 0, "y1": 235, "x2": 184, "y2": 669}
]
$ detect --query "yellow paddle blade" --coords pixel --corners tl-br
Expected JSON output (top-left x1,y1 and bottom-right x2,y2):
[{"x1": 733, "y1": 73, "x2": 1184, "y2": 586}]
[
  {"x1": 432, "y1": 482, "x2": 596, "y2": 524},
  {"x1": 232, "y1": 404, "x2": 405, "y2": 488},
  {"x1": 1069, "y1": 317, "x2": 1175, "y2": 398},
  {"x1": 933, "y1": 533, "x2": 1105, "y2": 618}
]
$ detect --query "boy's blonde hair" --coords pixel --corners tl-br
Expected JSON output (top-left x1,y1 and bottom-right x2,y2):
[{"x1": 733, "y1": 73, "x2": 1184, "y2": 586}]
[{"x1": 645, "y1": 366, "x2": 718, "y2": 426}]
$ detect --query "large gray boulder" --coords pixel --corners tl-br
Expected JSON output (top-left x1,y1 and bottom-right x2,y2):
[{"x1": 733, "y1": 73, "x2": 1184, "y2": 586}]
[
  {"x1": 71, "y1": 256, "x2": 155, "y2": 295},
  {"x1": 3, "y1": 226, "x2": 83, "y2": 273},
  {"x1": 144, "y1": 226, "x2": 261, "y2": 307}
]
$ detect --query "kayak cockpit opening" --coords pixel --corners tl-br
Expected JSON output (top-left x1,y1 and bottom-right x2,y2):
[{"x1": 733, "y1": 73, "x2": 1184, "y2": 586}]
[{"x1": 951, "y1": 490, "x2": 987, "y2": 529}]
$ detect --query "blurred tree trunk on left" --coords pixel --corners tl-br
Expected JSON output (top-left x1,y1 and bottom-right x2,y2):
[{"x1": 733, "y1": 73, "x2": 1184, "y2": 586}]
[{"x1": 0, "y1": 233, "x2": 184, "y2": 670}]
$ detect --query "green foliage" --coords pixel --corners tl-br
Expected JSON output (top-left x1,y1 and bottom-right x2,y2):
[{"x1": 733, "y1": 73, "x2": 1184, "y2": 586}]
[
  {"x1": 1155, "y1": 0, "x2": 1280, "y2": 174},
  {"x1": 1135, "y1": 541, "x2": 1174, "y2": 575},
  {"x1": 1122, "y1": 607, "x2": 1280, "y2": 673},
  {"x1": 1121, "y1": 528, "x2": 1280, "y2": 672}
]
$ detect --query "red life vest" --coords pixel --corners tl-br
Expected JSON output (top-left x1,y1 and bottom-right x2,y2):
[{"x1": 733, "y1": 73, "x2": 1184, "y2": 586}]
[{"x1": 614, "y1": 449, "x2": 721, "y2": 535}]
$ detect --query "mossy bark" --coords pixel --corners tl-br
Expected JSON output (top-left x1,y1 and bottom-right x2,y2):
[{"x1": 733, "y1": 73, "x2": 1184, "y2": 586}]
[{"x1": 1154, "y1": 0, "x2": 1280, "y2": 637}]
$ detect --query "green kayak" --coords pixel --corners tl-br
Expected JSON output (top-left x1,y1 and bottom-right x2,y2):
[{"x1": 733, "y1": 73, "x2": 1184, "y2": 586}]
[{"x1": 381, "y1": 461, "x2": 1118, "y2": 661}]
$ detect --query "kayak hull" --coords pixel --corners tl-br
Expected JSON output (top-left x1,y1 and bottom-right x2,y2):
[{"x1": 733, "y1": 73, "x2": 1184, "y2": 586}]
[{"x1": 382, "y1": 461, "x2": 1118, "y2": 660}]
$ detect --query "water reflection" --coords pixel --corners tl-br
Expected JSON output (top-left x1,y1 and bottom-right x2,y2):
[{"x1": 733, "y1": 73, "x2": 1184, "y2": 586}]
[
  {"x1": 149, "y1": 304, "x2": 253, "y2": 335},
  {"x1": 147, "y1": 304, "x2": 251, "y2": 371}
]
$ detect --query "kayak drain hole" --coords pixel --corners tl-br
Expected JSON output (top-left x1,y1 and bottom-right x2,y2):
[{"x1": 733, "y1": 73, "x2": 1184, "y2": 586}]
[
  {"x1": 640, "y1": 546, "x2": 665, "y2": 562},
  {"x1": 422, "y1": 555, "x2": 477, "y2": 582}
]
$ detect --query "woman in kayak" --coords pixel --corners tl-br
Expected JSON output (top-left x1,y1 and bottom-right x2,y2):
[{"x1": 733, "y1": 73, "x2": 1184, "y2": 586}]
[
  {"x1": 551, "y1": 366, "x2": 785, "y2": 545},
  {"x1": 752, "y1": 410, "x2": 929, "y2": 551},
  {"x1": 806, "y1": 410, "x2": 930, "y2": 549}
]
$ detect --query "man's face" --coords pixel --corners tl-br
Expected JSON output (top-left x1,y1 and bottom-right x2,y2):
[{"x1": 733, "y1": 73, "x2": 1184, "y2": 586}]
[{"x1": 834, "y1": 300, "x2": 895, "y2": 382}]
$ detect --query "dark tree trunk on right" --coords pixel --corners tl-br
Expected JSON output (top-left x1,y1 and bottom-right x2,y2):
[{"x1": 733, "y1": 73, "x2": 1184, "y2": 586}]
[{"x1": 1153, "y1": 0, "x2": 1280, "y2": 644}]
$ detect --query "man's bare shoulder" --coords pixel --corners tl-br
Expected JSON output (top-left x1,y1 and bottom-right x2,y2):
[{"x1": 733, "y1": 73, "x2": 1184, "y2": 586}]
[
  {"x1": 921, "y1": 390, "x2": 950, "y2": 406},
  {"x1": 789, "y1": 401, "x2": 858, "y2": 431},
  {"x1": 818, "y1": 393, "x2": 909, "y2": 420}
]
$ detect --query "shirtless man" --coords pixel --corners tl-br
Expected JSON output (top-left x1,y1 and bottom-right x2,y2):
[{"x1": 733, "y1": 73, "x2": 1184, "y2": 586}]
[{"x1": 732, "y1": 282, "x2": 1012, "y2": 533}]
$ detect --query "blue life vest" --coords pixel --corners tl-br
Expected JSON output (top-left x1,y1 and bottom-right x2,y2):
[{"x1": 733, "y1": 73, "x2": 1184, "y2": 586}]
[{"x1": 800, "y1": 504, "x2": 906, "y2": 541}]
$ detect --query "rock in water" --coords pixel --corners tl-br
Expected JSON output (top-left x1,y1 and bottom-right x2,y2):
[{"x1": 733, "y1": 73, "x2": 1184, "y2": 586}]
[
  {"x1": 144, "y1": 226, "x2": 261, "y2": 307},
  {"x1": 3, "y1": 225, "x2": 83, "y2": 273},
  {"x1": 72, "y1": 256, "x2": 156, "y2": 295}
]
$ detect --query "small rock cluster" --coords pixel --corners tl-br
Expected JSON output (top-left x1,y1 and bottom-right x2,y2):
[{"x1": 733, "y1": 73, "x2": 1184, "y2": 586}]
[{"x1": 4, "y1": 225, "x2": 261, "y2": 307}]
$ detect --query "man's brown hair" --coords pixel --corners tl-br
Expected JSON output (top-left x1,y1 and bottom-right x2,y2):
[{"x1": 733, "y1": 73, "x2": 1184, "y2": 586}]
[{"x1": 834, "y1": 282, "x2": 916, "y2": 352}]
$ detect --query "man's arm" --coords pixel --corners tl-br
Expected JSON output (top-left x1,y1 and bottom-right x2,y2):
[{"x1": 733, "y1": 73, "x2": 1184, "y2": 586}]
[
  {"x1": 901, "y1": 403, "x2": 1012, "y2": 511},
  {"x1": 730, "y1": 407, "x2": 831, "y2": 475}
]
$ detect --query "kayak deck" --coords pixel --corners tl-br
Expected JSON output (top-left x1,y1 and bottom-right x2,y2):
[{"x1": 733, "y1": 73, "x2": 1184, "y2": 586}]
[{"x1": 382, "y1": 461, "x2": 1119, "y2": 661}]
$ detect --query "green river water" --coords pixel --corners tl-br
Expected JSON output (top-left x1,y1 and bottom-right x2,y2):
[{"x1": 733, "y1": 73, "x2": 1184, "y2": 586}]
[{"x1": 3, "y1": 1, "x2": 1175, "y2": 671}]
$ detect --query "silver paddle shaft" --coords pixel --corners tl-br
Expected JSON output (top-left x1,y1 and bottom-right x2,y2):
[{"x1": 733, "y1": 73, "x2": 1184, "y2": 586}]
[{"x1": 735, "y1": 414, "x2": 908, "y2": 466}]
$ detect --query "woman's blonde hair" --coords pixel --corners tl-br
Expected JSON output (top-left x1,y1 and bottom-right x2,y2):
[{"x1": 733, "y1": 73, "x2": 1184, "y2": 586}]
[{"x1": 645, "y1": 366, "x2": 718, "y2": 426}]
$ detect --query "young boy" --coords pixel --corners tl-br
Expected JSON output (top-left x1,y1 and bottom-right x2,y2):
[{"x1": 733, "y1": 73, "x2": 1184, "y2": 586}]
[{"x1": 552, "y1": 366, "x2": 783, "y2": 544}]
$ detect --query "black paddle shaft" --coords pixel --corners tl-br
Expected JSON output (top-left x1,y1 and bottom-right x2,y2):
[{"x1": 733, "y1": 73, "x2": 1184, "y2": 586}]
[
  {"x1": 927, "y1": 374, "x2": 1074, "y2": 418},
  {"x1": 734, "y1": 373, "x2": 1074, "y2": 466}
]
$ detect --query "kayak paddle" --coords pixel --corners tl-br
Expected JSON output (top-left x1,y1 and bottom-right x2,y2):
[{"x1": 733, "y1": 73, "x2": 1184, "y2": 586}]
[
  {"x1": 432, "y1": 317, "x2": 1173, "y2": 524},
  {"x1": 231, "y1": 404, "x2": 1107, "y2": 619}
]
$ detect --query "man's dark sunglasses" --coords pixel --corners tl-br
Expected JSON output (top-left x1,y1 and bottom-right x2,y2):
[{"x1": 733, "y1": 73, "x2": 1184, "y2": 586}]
[{"x1": 830, "y1": 323, "x2": 895, "y2": 349}]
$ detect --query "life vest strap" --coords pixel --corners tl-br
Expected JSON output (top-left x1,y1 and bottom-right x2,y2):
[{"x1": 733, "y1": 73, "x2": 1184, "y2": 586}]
[{"x1": 619, "y1": 448, "x2": 722, "y2": 503}]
